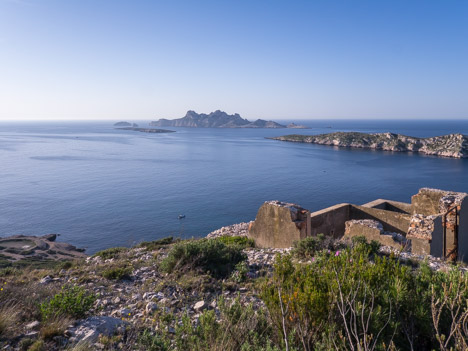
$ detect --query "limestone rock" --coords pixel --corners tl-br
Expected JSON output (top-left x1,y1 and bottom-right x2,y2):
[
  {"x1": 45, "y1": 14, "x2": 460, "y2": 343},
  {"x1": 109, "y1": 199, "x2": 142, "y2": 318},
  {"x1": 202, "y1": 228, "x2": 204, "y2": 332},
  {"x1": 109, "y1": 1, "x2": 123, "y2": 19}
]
[
  {"x1": 68, "y1": 316, "x2": 128, "y2": 344},
  {"x1": 193, "y1": 300, "x2": 206, "y2": 311}
]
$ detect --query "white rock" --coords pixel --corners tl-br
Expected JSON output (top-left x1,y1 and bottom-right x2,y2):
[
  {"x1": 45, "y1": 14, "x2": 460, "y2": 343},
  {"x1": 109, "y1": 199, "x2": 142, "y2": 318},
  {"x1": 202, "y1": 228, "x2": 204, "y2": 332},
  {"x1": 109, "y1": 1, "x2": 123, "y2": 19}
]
[
  {"x1": 69, "y1": 316, "x2": 128, "y2": 343},
  {"x1": 25, "y1": 321, "x2": 40, "y2": 329},
  {"x1": 193, "y1": 300, "x2": 206, "y2": 311},
  {"x1": 39, "y1": 275, "x2": 52, "y2": 284}
]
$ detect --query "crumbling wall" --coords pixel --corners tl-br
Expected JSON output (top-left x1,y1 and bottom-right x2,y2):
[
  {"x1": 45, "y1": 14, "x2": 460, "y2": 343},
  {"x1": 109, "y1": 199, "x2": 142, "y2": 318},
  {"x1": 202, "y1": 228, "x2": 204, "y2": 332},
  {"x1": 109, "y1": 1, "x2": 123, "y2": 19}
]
[
  {"x1": 344, "y1": 219, "x2": 407, "y2": 249},
  {"x1": 248, "y1": 201, "x2": 311, "y2": 248},
  {"x1": 406, "y1": 214, "x2": 443, "y2": 256},
  {"x1": 411, "y1": 188, "x2": 446, "y2": 215},
  {"x1": 410, "y1": 188, "x2": 468, "y2": 261}
]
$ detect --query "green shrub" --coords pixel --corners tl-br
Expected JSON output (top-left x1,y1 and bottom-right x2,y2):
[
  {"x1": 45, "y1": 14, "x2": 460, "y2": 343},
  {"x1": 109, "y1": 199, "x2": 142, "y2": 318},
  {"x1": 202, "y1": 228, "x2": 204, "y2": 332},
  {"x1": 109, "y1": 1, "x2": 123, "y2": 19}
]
[
  {"x1": 39, "y1": 285, "x2": 95, "y2": 320},
  {"x1": 138, "y1": 329, "x2": 170, "y2": 351},
  {"x1": 160, "y1": 239, "x2": 246, "y2": 278},
  {"x1": 101, "y1": 264, "x2": 133, "y2": 280},
  {"x1": 261, "y1": 246, "x2": 468, "y2": 351},
  {"x1": 291, "y1": 234, "x2": 330, "y2": 259},
  {"x1": 92, "y1": 247, "x2": 128, "y2": 260},
  {"x1": 351, "y1": 235, "x2": 381, "y2": 255},
  {"x1": 140, "y1": 298, "x2": 280, "y2": 351},
  {"x1": 214, "y1": 236, "x2": 255, "y2": 248},
  {"x1": 231, "y1": 261, "x2": 249, "y2": 283},
  {"x1": 138, "y1": 236, "x2": 175, "y2": 251}
]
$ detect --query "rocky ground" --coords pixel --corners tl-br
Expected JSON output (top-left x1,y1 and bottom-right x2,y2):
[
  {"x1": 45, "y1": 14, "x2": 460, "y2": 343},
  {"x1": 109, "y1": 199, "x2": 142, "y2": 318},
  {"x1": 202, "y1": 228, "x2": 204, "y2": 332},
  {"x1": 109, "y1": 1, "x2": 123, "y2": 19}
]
[{"x1": 205, "y1": 222, "x2": 252, "y2": 239}]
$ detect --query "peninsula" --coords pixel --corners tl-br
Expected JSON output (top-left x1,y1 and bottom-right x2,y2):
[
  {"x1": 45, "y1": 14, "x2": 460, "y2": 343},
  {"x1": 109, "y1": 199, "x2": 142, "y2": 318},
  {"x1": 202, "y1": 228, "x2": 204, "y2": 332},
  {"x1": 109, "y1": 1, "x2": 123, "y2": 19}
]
[
  {"x1": 150, "y1": 110, "x2": 293, "y2": 128},
  {"x1": 272, "y1": 132, "x2": 468, "y2": 158},
  {"x1": 116, "y1": 127, "x2": 175, "y2": 133}
]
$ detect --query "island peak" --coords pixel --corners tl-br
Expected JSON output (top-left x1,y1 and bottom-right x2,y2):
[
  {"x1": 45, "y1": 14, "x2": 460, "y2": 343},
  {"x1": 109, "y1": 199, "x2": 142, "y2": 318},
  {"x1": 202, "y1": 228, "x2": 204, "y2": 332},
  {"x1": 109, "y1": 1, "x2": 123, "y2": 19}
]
[{"x1": 150, "y1": 110, "x2": 303, "y2": 129}]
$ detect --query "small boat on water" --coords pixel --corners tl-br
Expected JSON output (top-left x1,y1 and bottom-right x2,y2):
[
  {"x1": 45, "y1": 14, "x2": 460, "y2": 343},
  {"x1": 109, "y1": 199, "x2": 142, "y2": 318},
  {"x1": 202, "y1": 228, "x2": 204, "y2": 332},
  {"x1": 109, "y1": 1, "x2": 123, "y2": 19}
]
[{"x1": 178, "y1": 214, "x2": 186, "y2": 219}]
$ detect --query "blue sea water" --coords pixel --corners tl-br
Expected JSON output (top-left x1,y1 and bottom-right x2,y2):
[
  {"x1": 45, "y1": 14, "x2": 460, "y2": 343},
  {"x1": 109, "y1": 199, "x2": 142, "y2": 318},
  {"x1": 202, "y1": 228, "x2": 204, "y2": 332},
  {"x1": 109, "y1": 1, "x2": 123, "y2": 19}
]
[{"x1": 1, "y1": 119, "x2": 467, "y2": 253}]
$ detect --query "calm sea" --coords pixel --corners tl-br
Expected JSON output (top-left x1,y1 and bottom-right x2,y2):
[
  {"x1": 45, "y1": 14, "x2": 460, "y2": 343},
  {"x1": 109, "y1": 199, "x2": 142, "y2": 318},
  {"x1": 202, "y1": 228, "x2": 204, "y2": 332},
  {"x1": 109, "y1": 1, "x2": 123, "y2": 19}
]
[{"x1": 1, "y1": 119, "x2": 467, "y2": 253}]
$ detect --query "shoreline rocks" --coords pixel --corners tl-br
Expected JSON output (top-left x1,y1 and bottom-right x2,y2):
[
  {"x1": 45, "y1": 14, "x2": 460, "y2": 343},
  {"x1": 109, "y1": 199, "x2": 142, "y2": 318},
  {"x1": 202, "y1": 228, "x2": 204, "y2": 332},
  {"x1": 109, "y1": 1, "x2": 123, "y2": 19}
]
[{"x1": 0, "y1": 234, "x2": 86, "y2": 263}]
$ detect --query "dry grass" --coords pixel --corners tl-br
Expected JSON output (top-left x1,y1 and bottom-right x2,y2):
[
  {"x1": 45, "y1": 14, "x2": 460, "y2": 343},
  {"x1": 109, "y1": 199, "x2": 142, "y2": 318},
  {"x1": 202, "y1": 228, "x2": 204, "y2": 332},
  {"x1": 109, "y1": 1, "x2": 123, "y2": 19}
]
[
  {"x1": 40, "y1": 314, "x2": 73, "y2": 340},
  {"x1": 0, "y1": 302, "x2": 19, "y2": 337}
]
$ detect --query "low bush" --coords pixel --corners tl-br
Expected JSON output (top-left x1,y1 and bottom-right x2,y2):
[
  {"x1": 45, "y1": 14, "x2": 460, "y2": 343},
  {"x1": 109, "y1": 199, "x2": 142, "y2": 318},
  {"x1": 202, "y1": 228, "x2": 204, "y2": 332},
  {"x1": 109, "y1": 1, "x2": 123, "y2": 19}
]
[
  {"x1": 350, "y1": 235, "x2": 381, "y2": 255},
  {"x1": 160, "y1": 239, "x2": 246, "y2": 278},
  {"x1": 261, "y1": 240, "x2": 468, "y2": 351},
  {"x1": 138, "y1": 236, "x2": 175, "y2": 251},
  {"x1": 39, "y1": 285, "x2": 95, "y2": 320},
  {"x1": 214, "y1": 236, "x2": 255, "y2": 248},
  {"x1": 137, "y1": 298, "x2": 280, "y2": 351},
  {"x1": 231, "y1": 261, "x2": 249, "y2": 283},
  {"x1": 291, "y1": 233, "x2": 331, "y2": 259},
  {"x1": 92, "y1": 247, "x2": 128, "y2": 260},
  {"x1": 101, "y1": 264, "x2": 133, "y2": 280}
]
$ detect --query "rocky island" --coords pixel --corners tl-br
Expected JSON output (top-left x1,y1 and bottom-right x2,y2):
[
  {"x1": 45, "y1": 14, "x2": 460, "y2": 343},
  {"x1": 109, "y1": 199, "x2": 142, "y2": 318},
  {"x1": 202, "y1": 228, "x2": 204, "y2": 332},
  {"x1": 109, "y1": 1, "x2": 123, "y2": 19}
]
[
  {"x1": 113, "y1": 121, "x2": 138, "y2": 127},
  {"x1": 116, "y1": 127, "x2": 175, "y2": 133},
  {"x1": 272, "y1": 132, "x2": 468, "y2": 158},
  {"x1": 286, "y1": 122, "x2": 309, "y2": 129},
  {"x1": 150, "y1": 110, "x2": 298, "y2": 128}
]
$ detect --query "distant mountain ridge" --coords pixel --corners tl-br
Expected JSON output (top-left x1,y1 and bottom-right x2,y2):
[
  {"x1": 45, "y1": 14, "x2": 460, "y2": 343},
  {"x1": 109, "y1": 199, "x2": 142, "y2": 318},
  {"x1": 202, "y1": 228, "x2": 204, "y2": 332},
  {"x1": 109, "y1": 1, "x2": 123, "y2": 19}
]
[{"x1": 150, "y1": 110, "x2": 287, "y2": 128}]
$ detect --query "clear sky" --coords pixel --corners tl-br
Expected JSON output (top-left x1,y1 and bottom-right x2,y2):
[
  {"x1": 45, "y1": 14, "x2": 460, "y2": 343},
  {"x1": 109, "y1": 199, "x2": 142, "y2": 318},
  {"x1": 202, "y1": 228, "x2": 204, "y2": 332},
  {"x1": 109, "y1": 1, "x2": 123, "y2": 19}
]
[{"x1": 0, "y1": 0, "x2": 467, "y2": 121}]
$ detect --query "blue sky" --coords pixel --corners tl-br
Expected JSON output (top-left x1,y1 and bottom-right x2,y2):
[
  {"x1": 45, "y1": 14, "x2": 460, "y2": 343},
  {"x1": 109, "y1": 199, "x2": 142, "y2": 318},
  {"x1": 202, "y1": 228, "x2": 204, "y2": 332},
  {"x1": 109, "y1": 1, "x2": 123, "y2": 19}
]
[{"x1": 0, "y1": 0, "x2": 467, "y2": 120}]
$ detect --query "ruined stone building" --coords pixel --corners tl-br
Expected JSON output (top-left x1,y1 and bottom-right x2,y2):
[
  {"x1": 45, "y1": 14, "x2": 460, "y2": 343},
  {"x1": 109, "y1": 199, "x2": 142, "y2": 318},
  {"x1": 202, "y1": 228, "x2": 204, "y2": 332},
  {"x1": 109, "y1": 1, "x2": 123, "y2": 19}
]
[{"x1": 248, "y1": 188, "x2": 468, "y2": 262}]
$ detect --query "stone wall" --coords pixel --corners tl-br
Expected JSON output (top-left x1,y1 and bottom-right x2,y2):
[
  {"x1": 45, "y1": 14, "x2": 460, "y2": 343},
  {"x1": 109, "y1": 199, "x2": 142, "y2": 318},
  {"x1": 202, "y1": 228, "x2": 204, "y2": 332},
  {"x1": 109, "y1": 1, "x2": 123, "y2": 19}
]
[
  {"x1": 344, "y1": 219, "x2": 407, "y2": 249},
  {"x1": 248, "y1": 188, "x2": 468, "y2": 262},
  {"x1": 309, "y1": 203, "x2": 350, "y2": 239},
  {"x1": 350, "y1": 205, "x2": 411, "y2": 234},
  {"x1": 248, "y1": 201, "x2": 311, "y2": 248},
  {"x1": 362, "y1": 199, "x2": 412, "y2": 214}
]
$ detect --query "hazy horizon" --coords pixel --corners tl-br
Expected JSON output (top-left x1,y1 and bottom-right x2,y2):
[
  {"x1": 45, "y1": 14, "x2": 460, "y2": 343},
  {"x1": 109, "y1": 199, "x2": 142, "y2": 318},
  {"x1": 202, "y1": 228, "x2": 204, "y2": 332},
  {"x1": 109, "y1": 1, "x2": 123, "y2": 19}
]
[{"x1": 1, "y1": 0, "x2": 467, "y2": 121}]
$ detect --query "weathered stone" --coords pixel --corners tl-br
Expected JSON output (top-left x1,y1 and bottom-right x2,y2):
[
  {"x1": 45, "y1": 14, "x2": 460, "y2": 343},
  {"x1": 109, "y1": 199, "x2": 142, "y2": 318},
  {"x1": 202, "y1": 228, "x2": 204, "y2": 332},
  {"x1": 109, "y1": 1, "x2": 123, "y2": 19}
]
[
  {"x1": 68, "y1": 316, "x2": 128, "y2": 344},
  {"x1": 39, "y1": 276, "x2": 52, "y2": 284},
  {"x1": 248, "y1": 201, "x2": 311, "y2": 248},
  {"x1": 193, "y1": 300, "x2": 206, "y2": 311},
  {"x1": 25, "y1": 321, "x2": 40, "y2": 329}
]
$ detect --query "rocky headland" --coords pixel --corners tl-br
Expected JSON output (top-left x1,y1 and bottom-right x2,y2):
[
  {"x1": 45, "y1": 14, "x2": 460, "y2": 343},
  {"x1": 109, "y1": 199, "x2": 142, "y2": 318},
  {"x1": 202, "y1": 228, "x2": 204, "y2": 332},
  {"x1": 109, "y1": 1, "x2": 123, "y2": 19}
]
[
  {"x1": 116, "y1": 127, "x2": 175, "y2": 133},
  {"x1": 272, "y1": 132, "x2": 468, "y2": 158},
  {"x1": 150, "y1": 110, "x2": 300, "y2": 129}
]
